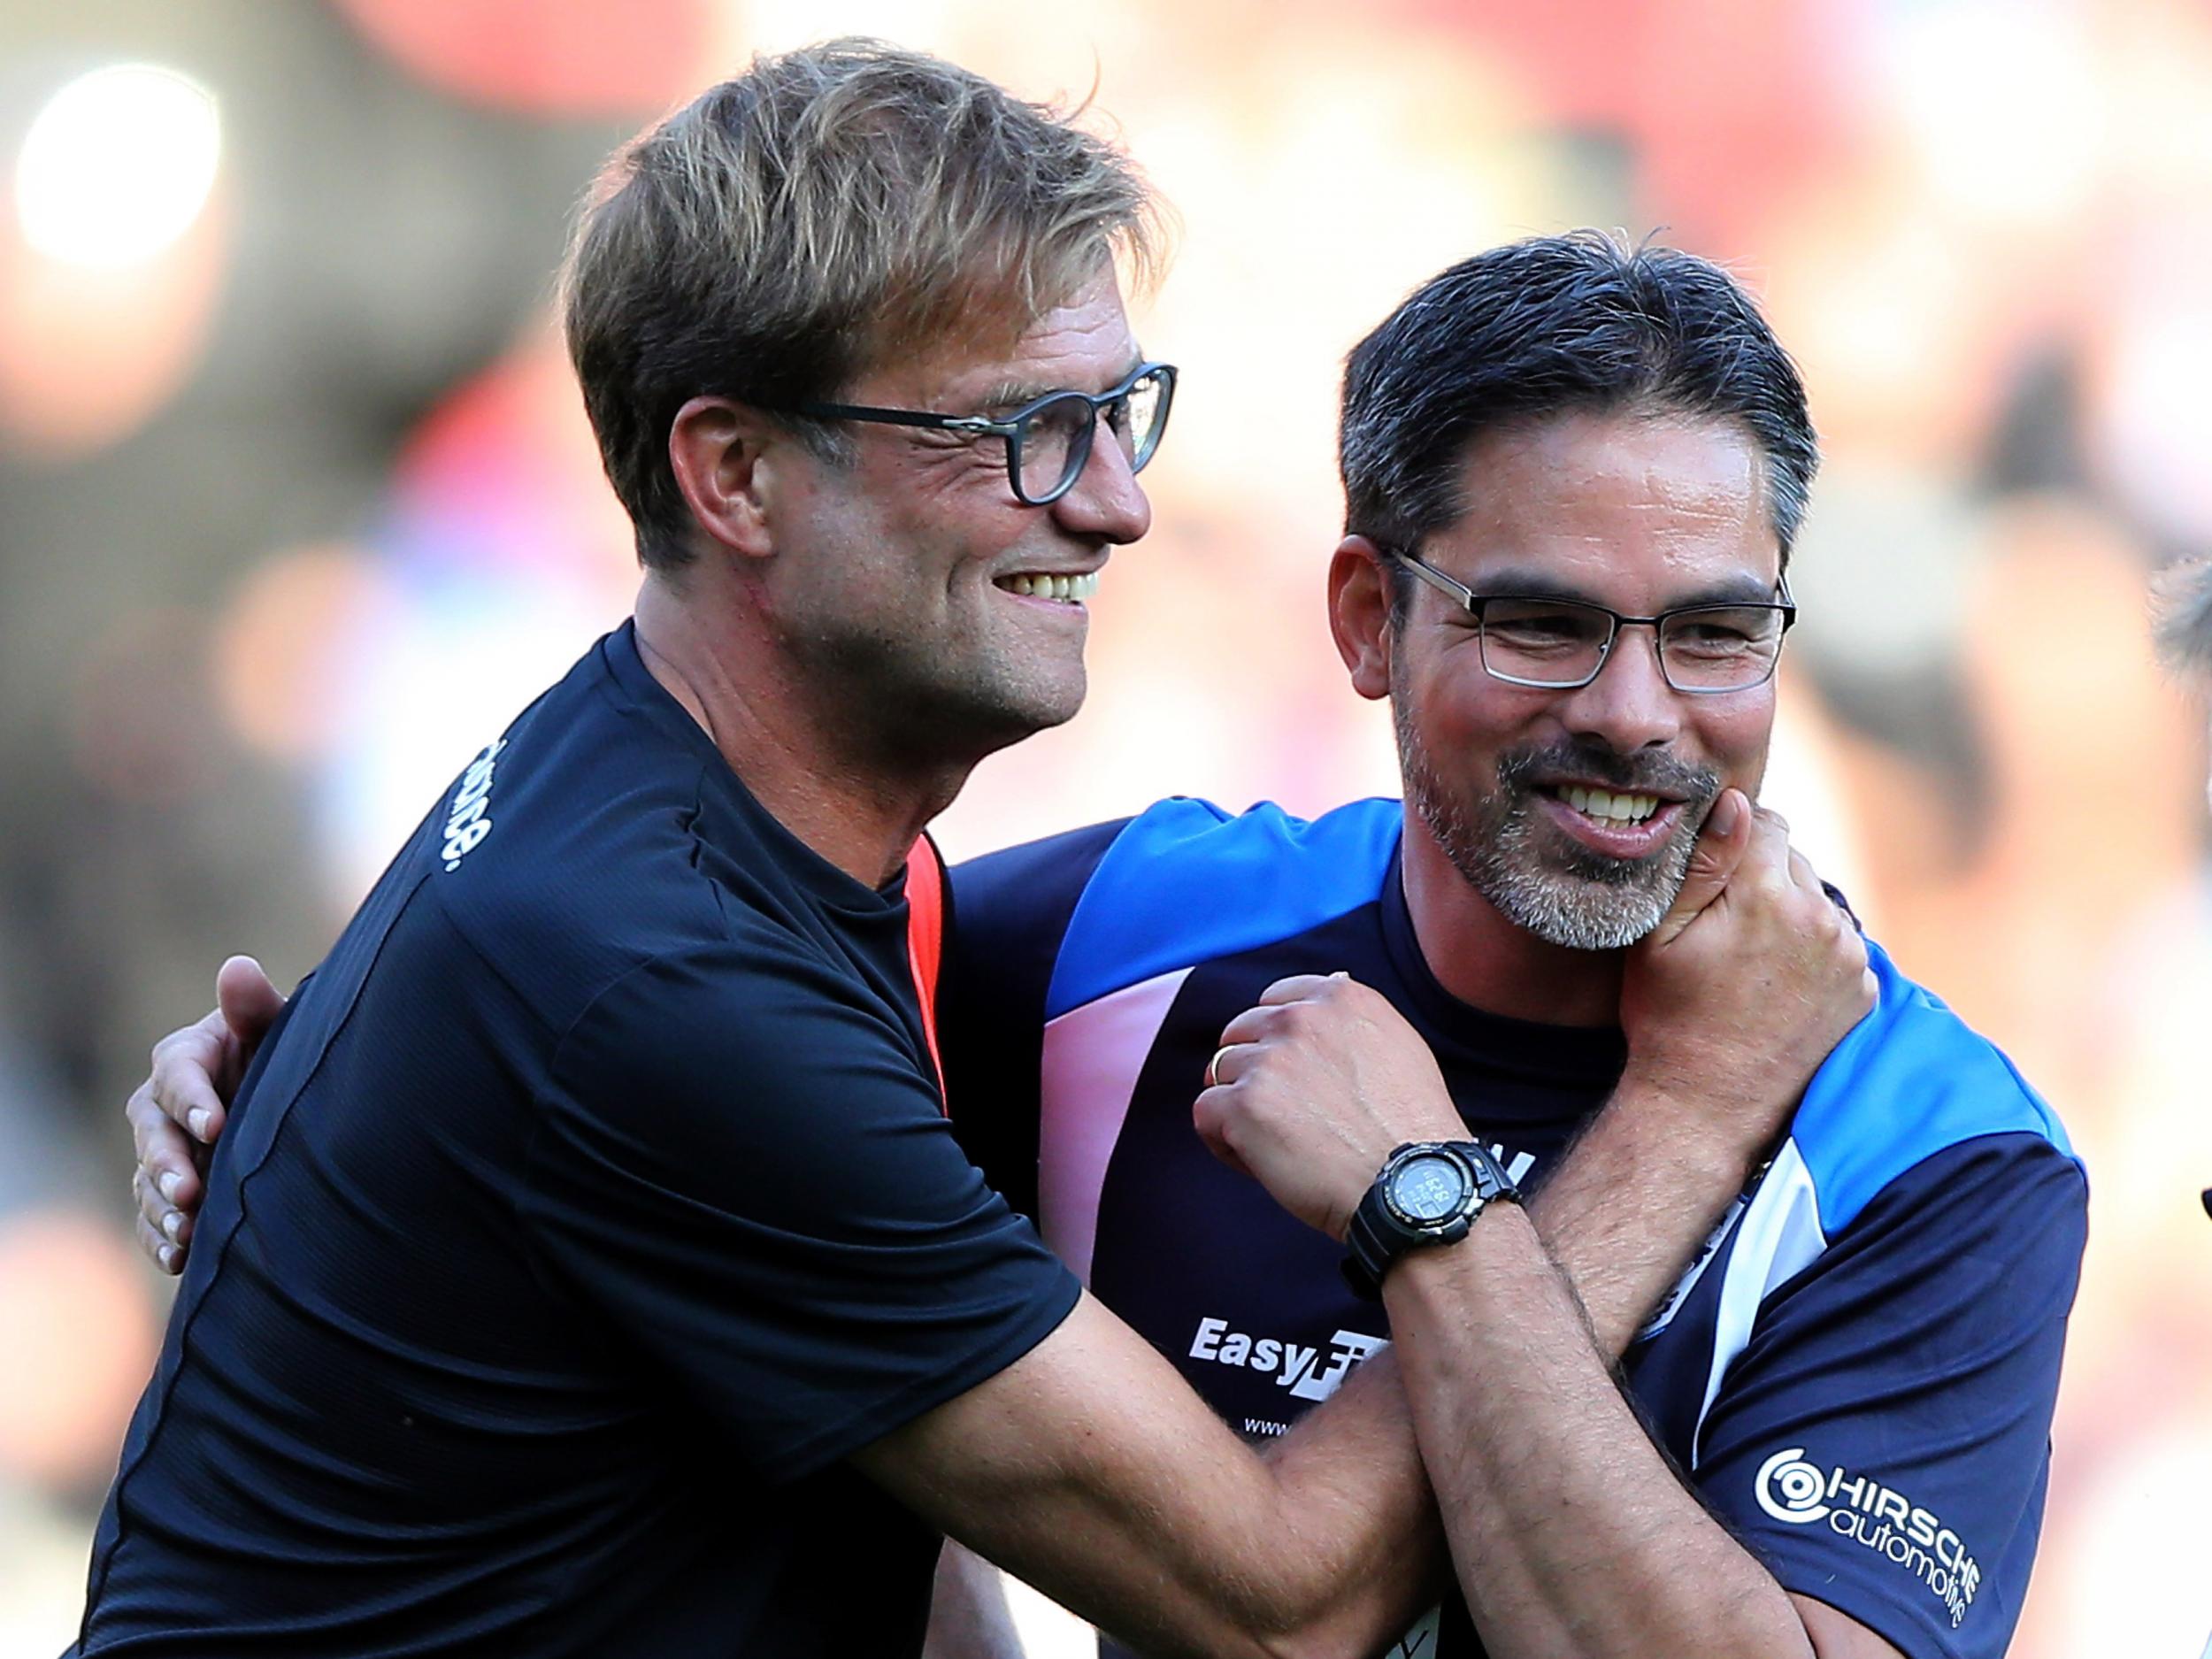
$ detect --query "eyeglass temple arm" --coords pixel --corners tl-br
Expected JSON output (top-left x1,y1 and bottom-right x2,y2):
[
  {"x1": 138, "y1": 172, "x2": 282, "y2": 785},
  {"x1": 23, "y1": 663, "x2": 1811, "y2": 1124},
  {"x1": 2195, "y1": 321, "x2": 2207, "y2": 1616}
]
[
  {"x1": 795, "y1": 403, "x2": 1002, "y2": 434},
  {"x1": 1391, "y1": 551, "x2": 1480, "y2": 610}
]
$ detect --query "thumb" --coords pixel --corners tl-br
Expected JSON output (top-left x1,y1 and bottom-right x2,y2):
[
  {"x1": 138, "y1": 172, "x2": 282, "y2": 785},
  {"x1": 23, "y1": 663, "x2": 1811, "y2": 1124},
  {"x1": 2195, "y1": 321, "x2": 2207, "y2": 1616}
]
[
  {"x1": 1646, "y1": 788, "x2": 1748, "y2": 949},
  {"x1": 215, "y1": 955, "x2": 286, "y2": 1056}
]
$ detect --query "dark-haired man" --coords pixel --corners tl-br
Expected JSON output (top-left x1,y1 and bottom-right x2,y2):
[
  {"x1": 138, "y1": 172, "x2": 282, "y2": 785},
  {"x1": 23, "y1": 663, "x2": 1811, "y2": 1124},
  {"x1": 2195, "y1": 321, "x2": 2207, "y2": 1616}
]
[
  {"x1": 938, "y1": 236, "x2": 2082, "y2": 1659},
  {"x1": 85, "y1": 45, "x2": 1876, "y2": 1659},
  {"x1": 130, "y1": 233, "x2": 2078, "y2": 1658}
]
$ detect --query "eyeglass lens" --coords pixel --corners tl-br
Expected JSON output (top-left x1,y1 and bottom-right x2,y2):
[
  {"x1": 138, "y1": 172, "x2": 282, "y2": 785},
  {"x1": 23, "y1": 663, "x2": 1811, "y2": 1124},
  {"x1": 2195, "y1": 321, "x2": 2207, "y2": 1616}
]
[
  {"x1": 1015, "y1": 368, "x2": 1171, "y2": 502},
  {"x1": 1479, "y1": 597, "x2": 1787, "y2": 691}
]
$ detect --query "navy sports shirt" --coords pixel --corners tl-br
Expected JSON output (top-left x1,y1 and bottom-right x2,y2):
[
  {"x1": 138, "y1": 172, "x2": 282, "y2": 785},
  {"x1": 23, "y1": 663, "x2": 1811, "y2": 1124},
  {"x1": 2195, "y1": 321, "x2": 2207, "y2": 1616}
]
[
  {"x1": 77, "y1": 622, "x2": 1080, "y2": 1658},
  {"x1": 942, "y1": 795, "x2": 2086, "y2": 1659}
]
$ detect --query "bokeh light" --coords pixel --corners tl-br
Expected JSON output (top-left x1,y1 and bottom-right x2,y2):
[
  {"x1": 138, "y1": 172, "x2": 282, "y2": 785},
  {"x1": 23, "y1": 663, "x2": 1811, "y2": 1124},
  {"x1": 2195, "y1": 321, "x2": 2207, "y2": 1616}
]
[
  {"x1": 0, "y1": 1210, "x2": 158, "y2": 1493},
  {"x1": 0, "y1": 62, "x2": 229, "y2": 460},
  {"x1": 333, "y1": 0, "x2": 712, "y2": 115},
  {"x1": 14, "y1": 65, "x2": 220, "y2": 271}
]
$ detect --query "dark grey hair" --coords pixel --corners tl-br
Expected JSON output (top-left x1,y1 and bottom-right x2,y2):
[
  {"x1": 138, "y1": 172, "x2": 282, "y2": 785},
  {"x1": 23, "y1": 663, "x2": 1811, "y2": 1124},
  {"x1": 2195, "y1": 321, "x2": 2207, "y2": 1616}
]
[{"x1": 1339, "y1": 232, "x2": 1817, "y2": 615}]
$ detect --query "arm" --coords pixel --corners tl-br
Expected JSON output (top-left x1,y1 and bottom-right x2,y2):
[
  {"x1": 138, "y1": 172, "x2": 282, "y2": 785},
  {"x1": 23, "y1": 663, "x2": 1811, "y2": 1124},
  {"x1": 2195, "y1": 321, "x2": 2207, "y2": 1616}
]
[
  {"x1": 856, "y1": 1294, "x2": 1439, "y2": 1659},
  {"x1": 111, "y1": 814, "x2": 1858, "y2": 1655},
  {"x1": 127, "y1": 947, "x2": 1438, "y2": 1659},
  {"x1": 1200, "y1": 803, "x2": 1906, "y2": 1658},
  {"x1": 1382, "y1": 1210, "x2": 1898, "y2": 1657},
  {"x1": 523, "y1": 935, "x2": 1443, "y2": 1659},
  {"x1": 1533, "y1": 802, "x2": 1873, "y2": 1359}
]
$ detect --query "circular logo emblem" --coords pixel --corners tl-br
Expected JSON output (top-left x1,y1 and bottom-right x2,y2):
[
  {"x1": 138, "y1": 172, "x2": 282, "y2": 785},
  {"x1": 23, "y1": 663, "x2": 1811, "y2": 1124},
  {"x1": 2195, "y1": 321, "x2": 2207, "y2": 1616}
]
[{"x1": 1755, "y1": 1446, "x2": 1831, "y2": 1525}]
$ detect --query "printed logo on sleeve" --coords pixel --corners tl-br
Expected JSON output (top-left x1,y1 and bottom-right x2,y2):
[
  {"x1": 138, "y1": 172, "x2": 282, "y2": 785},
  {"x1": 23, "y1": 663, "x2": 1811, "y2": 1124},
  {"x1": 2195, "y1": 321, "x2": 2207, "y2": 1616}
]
[
  {"x1": 441, "y1": 739, "x2": 506, "y2": 872},
  {"x1": 1755, "y1": 1446, "x2": 1982, "y2": 1629}
]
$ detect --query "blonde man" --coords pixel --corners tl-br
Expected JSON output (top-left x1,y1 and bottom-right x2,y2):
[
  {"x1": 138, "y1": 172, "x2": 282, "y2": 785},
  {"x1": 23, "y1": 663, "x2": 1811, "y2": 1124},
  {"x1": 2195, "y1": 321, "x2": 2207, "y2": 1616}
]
[{"x1": 97, "y1": 42, "x2": 1870, "y2": 1659}]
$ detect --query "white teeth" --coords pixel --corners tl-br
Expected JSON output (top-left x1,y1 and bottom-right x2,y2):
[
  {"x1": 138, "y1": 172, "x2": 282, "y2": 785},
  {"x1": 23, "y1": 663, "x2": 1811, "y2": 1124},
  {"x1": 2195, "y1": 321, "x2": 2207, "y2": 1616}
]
[
  {"x1": 1560, "y1": 786, "x2": 1661, "y2": 825},
  {"x1": 1001, "y1": 572, "x2": 1099, "y2": 602}
]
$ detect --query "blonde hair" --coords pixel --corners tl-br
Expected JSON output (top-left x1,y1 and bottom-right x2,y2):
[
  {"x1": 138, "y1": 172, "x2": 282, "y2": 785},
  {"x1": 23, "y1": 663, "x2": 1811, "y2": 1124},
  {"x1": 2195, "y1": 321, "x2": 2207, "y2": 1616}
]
[{"x1": 561, "y1": 39, "x2": 1165, "y2": 569}]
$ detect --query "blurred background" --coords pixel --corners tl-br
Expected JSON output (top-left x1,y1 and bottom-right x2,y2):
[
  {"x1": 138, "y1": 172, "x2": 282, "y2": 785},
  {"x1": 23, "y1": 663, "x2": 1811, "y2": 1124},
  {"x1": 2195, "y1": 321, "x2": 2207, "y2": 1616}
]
[{"x1": 1, "y1": 1, "x2": 2206, "y2": 1654}]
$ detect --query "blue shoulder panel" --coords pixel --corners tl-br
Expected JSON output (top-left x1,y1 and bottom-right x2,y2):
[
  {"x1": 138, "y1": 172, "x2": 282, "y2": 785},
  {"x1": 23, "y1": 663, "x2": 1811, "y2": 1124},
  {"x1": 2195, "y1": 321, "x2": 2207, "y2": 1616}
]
[
  {"x1": 1793, "y1": 940, "x2": 2078, "y2": 1236},
  {"x1": 1044, "y1": 797, "x2": 1403, "y2": 1020}
]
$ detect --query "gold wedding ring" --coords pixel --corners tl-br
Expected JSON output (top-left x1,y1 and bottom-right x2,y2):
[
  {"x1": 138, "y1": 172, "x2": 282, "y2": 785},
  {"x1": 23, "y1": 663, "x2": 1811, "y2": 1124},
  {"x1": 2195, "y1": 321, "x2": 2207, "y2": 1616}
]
[{"x1": 1205, "y1": 1045, "x2": 1232, "y2": 1088}]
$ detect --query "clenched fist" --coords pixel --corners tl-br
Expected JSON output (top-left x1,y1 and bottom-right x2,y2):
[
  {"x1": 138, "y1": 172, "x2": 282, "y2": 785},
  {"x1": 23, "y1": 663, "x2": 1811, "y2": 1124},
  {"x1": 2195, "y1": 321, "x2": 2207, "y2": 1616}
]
[
  {"x1": 1617, "y1": 789, "x2": 1876, "y2": 1164},
  {"x1": 1194, "y1": 973, "x2": 1463, "y2": 1244}
]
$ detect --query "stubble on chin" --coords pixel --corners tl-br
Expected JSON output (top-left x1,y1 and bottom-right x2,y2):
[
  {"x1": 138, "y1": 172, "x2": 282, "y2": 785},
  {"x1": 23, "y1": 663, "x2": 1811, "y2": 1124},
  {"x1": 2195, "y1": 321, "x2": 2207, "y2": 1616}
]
[{"x1": 1395, "y1": 708, "x2": 1716, "y2": 951}]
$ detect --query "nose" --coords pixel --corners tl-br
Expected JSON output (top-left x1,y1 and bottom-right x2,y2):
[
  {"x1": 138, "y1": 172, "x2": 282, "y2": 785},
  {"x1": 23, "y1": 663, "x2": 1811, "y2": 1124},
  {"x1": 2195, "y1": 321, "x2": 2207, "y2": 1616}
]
[
  {"x1": 1049, "y1": 416, "x2": 1151, "y2": 545},
  {"x1": 1552, "y1": 623, "x2": 1683, "y2": 752}
]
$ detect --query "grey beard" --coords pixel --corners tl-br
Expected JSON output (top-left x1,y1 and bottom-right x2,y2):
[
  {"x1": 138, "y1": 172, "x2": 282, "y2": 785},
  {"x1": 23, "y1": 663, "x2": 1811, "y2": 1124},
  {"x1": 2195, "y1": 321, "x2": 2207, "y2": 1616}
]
[{"x1": 1397, "y1": 711, "x2": 1717, "y2": 951}]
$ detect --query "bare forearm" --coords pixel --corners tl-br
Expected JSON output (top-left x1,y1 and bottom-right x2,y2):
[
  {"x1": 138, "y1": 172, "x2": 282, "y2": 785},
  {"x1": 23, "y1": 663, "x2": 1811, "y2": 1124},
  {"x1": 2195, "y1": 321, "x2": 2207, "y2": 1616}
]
[
  {"x1": 1528, "y1": 1067, "x2": 1770, "y2": 1358},
  {"x1": 856, "y1": 1295, "x2": 1440, "y2": 1659},
  {"x1": 1385, "y1": 1207, "x2": 1815, "y2": 1659}
]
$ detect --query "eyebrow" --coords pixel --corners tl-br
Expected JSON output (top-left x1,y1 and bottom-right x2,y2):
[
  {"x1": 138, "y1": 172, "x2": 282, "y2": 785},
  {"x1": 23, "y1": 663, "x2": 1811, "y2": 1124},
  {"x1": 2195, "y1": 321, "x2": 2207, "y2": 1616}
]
[
  {"x1": 1468, "y1": 565, "x2": 1782, "y2": 611},
  {"x1": 977, "y1": 353, "x2": 1147, "y2": 415}
]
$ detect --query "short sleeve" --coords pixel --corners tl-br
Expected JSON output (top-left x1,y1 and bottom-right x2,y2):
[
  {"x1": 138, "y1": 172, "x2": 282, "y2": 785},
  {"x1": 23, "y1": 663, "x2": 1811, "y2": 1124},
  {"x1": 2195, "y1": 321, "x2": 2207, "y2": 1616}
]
[
  {"x1": 940, "y1": 818, "x2": 1128, "y2": 1214},
  {"x1": 1691, "y1": 1133, "x2": 2086, "y2": 1658},
  {"x1": 523, "y1": 933, "x2": 1081, "y2": 1484}
]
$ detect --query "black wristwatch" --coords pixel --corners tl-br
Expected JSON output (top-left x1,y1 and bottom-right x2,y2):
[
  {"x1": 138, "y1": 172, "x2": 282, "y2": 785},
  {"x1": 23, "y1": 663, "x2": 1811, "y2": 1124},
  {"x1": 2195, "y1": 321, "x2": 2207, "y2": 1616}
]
[{"x1": 1341, "y1": 1141, "x2": 1520, "y2": 1301}]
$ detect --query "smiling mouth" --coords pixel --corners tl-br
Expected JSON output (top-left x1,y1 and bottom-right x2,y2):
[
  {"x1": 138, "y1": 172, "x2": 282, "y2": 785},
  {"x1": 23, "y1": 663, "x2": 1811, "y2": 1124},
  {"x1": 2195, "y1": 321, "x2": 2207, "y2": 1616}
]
[
  {"x1": 1539, "y1": 783, "x2": 1673, "y2": 827},
  {"x1": 995, "y1": 572, "x2": 1099, "y2": 603}
]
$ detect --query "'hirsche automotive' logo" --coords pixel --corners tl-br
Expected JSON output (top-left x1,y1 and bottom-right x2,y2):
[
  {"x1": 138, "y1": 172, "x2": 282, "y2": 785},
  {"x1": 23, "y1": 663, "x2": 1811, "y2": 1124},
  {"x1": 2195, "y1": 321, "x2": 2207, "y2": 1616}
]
[
  {"x1": 1188, "y1": 1317, "x2": 1386, "y2": 1403},
  {"x1": 1755, "y1": 1446, "x2": 1981, "y2": 1629}
]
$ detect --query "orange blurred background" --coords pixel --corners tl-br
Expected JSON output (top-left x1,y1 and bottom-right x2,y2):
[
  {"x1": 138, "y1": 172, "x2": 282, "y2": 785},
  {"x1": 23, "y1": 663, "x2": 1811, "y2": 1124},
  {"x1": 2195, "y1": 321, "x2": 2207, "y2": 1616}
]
[{"x1": 0, "y1": 2, "x2": 2206, "y2": 1654}]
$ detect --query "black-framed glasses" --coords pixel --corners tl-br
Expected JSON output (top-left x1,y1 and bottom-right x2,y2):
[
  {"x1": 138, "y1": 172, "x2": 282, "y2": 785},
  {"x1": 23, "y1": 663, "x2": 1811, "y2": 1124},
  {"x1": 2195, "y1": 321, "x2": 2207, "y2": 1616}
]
[
  {"x1": 795, "y1": 361, "x2": 1177, "y2": 507},
  {"x1": 1394, "y1": 552, "x2": 1797, "y2": 694}
]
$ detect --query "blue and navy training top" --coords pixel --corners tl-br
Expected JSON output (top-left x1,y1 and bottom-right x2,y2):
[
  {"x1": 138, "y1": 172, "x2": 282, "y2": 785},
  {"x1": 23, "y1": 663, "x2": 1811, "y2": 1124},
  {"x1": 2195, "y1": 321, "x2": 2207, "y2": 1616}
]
[
  {"x1": 77, "y1": 622, "x2": 1079, "y2": 1658},
  {"x1": 941, "y1": 795, "x2": 2086, "y2": 1659}
]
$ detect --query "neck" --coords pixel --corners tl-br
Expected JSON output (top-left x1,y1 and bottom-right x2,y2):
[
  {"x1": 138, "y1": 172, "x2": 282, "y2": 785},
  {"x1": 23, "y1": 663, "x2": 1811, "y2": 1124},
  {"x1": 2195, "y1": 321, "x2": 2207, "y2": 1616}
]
[
  {"x1": 1398, "y1": 809, "x2": 1624, "y2": 1027},
  {"x1": 633, "y1": 573, "x2": 968, "y2": 888}
]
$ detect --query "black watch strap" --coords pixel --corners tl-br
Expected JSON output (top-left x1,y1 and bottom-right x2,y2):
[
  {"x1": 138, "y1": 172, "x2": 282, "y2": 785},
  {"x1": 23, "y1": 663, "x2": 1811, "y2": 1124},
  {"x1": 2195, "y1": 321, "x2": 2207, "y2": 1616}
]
[{"x1": 1341, "y1": 1140, "x2": 1519, "y2": 1301}]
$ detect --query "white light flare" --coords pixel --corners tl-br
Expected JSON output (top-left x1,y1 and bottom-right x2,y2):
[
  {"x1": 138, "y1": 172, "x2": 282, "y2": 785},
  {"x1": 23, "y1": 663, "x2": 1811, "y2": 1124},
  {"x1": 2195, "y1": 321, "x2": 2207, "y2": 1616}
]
[{"x1": 15, "y1": 64, "x2": 222, "y2": 270}]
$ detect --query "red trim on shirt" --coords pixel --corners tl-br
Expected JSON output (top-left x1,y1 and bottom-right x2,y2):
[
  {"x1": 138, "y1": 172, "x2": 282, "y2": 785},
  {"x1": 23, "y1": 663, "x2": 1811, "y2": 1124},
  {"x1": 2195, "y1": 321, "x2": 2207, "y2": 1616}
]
[{"x1": 904, "y1": 833, "x2": 949, "y2": 1114}]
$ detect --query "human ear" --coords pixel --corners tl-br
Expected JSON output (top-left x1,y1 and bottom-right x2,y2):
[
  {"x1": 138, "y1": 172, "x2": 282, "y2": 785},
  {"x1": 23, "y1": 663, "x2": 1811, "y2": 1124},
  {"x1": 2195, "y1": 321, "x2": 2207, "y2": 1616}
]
[
  {"x1": 667, "y1": 396, "x2": 784, "y2": 561},
  {"x1": 1329, "y1": 535, "x2": 1394, "y2": 703}
]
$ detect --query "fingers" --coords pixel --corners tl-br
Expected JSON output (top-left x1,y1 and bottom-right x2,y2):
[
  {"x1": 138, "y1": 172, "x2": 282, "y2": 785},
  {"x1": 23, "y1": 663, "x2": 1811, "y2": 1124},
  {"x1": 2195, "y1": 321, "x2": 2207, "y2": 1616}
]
[
  {"x1": 1193, "y1": 1091, "x2": 1253, "y2": 1180},
  {"x1": 131, "y1": 1169, "x2": 188, "y2": 1273},
  {"x1": 124, "y1": 964, "x2": 273, "y2": 1278},
  {"x1": 1253, "y1": 973, "x2": 1340, "y2": 1009},
  {"x1": 127, "y1": 1080, "x2": 205, "y2": 1206},
  {"x1": 215, "y1": 955, "x2": 285, "y2": 1059},
  {"x1": 1218, "y1": 978, "x2": 1333, "y2": 1048},
  {"x1": 1647, "y1": 788, "x2": 1750, "y2": 948},
  {"x1": 128, "y1": 1079, "x2": 204, "y2": 1271},
  {"x1": 134, "y1": 1208, "x2": 181, "y2": 1276},
  {"x1": 150, "y1": 1010, "x2": 233, "y2": 1145},
  {"x1": 1742, "y1": 804, "x2": 1793, "y2": 885}
]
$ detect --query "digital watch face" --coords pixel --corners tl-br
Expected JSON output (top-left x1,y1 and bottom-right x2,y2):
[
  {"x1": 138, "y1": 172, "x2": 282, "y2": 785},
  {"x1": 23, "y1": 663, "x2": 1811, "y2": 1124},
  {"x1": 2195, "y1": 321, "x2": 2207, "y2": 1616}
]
[{"x1": 1388, "y1": 1152, "x2": 1470, "y2": 1225}]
